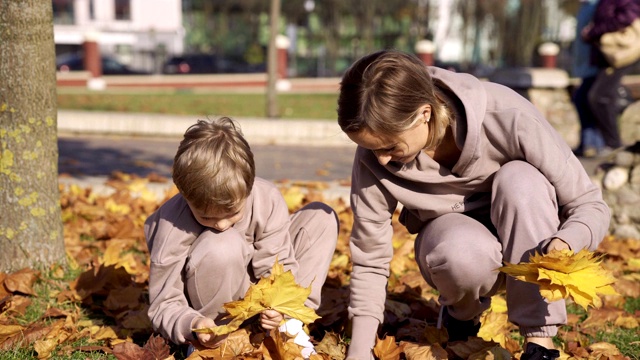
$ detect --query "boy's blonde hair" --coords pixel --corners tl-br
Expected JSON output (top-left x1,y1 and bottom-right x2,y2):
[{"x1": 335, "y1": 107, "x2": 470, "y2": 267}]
[{"x1": 172, "y1": 117, "x2": 255, "y2": 213}]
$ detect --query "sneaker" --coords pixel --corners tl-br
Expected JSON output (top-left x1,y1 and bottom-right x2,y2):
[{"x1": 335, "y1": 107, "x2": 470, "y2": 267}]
[
  {"x1": 437, "y1": 306, "x2": 480, "y2": 342},
  {"x1": 520, "y1": 342, "x2": 560, "y2": 360}
]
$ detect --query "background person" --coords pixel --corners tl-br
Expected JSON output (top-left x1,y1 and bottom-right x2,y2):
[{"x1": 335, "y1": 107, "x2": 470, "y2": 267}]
[
  {"x1": 582, "y1": 0, "x2": 640, "y2": 153},
  {"x1": 571, "y1": 0, "x2": 605, "y2": 158}
]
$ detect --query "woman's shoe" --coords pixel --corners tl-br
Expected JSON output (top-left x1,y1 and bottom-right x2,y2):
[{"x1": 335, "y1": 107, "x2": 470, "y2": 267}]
[
  {"x1": 438, "y1": 306, "x2": 480, "y2": 342},
  {"x1": 520, "y1": 342, "x2": 560, "y2": 360}
]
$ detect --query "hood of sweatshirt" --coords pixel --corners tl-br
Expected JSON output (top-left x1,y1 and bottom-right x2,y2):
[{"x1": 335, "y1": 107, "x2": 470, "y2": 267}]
[{"x1": 427, "y1": 66, "x2": 487, "y2": 177}]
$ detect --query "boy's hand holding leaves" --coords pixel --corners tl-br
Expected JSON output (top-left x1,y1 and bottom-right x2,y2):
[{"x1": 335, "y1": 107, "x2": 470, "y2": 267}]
[
  {"x1": 499, "y1": 249, "x2": 618, "y2": 310},
  {"x1": 193, "y1": 260, "x2": 319, "y2": 336},
  {"x1": 192, "y1": 317, "x2": 228, "y2": 347}
]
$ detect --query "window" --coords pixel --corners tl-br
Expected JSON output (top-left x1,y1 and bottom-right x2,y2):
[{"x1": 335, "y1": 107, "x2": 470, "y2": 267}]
[
  {"x1": 52, "y1": 0, "x2": 74, "y2": 25},
  {"x1": 114, "y1": 0, "x2": 131, "y2": 20}
]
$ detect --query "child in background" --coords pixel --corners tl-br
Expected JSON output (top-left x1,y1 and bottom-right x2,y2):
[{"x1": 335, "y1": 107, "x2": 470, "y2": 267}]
[{"x1": 144, "y1": 117, "x2": 338, "y2": 353}]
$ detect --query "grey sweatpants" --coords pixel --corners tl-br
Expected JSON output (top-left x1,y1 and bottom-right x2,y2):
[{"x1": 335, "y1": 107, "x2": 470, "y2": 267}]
[
  {"x1": 184, "y1": 202, "x2": 338, "y2": 324},
  {"x1": 414, "y1": 161, "x2": 566, "y2": 338}
]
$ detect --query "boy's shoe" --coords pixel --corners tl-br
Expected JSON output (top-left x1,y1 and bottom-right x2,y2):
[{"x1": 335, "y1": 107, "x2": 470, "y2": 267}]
[
  {"x1": 438, "y1": 306, "x2": 480, "y2": 342},
  {"x1": 520, "y1": 342, "x2": 560, "y2": 360}
]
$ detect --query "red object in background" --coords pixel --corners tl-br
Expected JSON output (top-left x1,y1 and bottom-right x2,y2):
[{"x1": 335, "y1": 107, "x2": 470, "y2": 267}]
[
  {"x1": 415, "y1": 40, "x2": 435, "y2": 66},
  {"x1": 276, "y1": 35, "x2": 290, "y2": 79},
  {"x1": 83, "y1": 34, "x2": 102, "y2": 78}
]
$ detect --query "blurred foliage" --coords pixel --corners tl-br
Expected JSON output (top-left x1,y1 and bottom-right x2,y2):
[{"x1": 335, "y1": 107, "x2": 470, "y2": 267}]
[{"x1": 179, "y1": 0, "x2": 583, "y2": 77}]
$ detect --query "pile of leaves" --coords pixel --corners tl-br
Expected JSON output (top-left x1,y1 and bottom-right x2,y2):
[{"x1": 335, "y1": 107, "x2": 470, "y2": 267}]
[{"x1": 0, "y1": 172, "x2": 639, "y2": 359}]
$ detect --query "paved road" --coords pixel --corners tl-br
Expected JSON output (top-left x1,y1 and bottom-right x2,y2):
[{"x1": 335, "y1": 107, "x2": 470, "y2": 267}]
[
  {"x1": 58, "y1": 133, "x2": 603, "y2": 186},
  {"x1": 58, "y1": 134, "x2": 357, "y2": 183}
]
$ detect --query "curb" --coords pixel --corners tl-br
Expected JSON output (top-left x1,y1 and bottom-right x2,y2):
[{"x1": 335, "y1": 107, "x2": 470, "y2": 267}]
[{"x1": 57, "y1": 110, "x2": 353, "y2": 147}]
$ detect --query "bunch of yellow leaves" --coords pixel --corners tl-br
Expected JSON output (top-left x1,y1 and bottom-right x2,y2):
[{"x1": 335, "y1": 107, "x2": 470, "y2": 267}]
[
  {"x1": 193, "y1": 261, "x2": 320, "y2": 336},
  {"x1": 499, "y1": 249, "x2": 618, "y2": 310}
]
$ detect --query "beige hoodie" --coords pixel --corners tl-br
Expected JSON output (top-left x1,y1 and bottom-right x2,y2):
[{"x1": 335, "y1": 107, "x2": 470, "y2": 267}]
[
  {"x1": 145, "y1": 178, "x2": 298, "y2": 344},
  {"x1": 347, "y1": 67, "x2": 610, "y2": 349}
]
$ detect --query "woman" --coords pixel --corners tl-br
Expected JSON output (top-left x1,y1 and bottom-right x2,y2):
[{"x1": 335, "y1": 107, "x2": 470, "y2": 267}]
[{"x1": 337, "y1": 50, "x2": 610, "y2": 360}]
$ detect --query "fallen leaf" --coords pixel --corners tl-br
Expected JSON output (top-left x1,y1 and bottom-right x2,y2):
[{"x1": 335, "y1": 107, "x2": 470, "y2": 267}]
[
  {"x1": 499, "y1": 249, "x2": 618, "y2": 309},
  {"x1": 373, "y1": 335, "x2": 403, "y2": 360},
  {"x1": 112, "y1": 340, "x2": 152, "y2": 360},
  {"x1": 194, "y1": 261, "x2": 319, "y2": 336},
  {"x1": 143, "y1": 334, "x2": 172, "y2": 359},
  {"x1": 4, "y1": 268, "x2": 39, "y2": 296},
  {"x1": 402, "y1": 341, "x2": 448, "y2": 360}
]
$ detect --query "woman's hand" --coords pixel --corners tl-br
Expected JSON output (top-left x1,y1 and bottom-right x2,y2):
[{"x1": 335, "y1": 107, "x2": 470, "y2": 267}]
[
  {"x1": 260, "y1": 309, "x2": 284, "y2": 330},
  {"x1": 546, "y1": 238, "x2": 570, "y2": 253},
  {"x1": 192, "y1": 317, "x2": 227, "y2": 348}
]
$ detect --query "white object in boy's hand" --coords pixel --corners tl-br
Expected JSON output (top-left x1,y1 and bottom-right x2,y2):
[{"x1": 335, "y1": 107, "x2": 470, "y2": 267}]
[{"x1": 278, "y1": 318, "x2": 317, "y2": 358}]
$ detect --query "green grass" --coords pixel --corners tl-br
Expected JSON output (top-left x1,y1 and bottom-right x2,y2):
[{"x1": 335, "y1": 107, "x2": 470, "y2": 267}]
[
  {"x1": 624, "y1": 295, "x2": 640, "y2": 313},
  {"x1": 56, "y1": 90, "x2": 339, "y2": 120},
  {"x1": 1, "y1": 338, "x2": 116, "y2": 360},
  {"x1": 0, "y1": 264, "x2": 117, "y2": 360},
  {"x1": 596, "y1": 327, "x2": 640, "y2": 359}
]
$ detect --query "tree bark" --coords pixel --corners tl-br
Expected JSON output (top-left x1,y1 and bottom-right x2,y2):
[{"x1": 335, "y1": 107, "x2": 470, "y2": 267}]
[
  {"x1": 502, "y1": 0, "x2": 542, "y2": 67},
  {"x1": 0, "y1": 0, "x2": 65, "y2": 272}
]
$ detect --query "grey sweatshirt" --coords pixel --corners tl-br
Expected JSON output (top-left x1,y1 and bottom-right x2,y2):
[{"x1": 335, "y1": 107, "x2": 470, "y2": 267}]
[
  {"x1": 347, "y1": 67, "x2": 610, "y2": 346},
  {"x1": 144, "y1": 177, "x2": 298, "y2": 344}
]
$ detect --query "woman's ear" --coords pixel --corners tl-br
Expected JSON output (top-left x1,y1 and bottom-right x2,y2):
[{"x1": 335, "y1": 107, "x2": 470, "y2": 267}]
[{"x1": 420, "y1": 104, "x2": 432, "y2": 123}]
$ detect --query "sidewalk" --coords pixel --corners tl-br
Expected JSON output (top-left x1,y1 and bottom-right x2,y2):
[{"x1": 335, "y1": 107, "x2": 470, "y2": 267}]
[
  {"x1": 57, "y1": 110, "x2": 352, "y2": 146},
  {"x1": 57, "y1": 110, "x2": 354, "y2": 203}
]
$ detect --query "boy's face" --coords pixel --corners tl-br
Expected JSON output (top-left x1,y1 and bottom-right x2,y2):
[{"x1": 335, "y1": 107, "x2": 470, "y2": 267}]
[{"x1": 187, "y1": 199, "x2": 247, "y2": 232}]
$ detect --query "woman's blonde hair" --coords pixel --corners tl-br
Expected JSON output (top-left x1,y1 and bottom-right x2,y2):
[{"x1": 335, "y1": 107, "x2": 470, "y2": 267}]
[
  {"x1": 337, "y1": 50, "x2": 451, "y2": 150},
  {"x1": 172, "y1": 117, "x2": 255, "y2": 213}
]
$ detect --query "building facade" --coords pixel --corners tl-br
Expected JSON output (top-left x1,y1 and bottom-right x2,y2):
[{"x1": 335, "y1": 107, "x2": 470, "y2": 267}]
[{"x1": 53, "y1": 0, "x2": 184, "y2": 73}]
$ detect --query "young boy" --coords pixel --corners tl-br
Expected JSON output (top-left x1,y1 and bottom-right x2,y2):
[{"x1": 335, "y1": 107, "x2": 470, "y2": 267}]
[{"x1": 144, "y1": 117, "x2": 338, "y2": 349}]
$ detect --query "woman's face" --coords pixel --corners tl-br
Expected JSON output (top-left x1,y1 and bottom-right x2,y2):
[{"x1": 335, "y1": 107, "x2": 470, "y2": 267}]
[{"x1": 347, "y1": 106, "x2": 431, "y2": 166}]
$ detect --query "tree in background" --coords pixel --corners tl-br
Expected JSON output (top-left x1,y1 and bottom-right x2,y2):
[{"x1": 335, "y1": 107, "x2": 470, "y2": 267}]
[
  {"x1": 180, "y1": 0, "x2": 574, "y2": 76},
  {"x1": 0, "y1": 0, "x2": 66, "y2": 272},
  {"x1": 182, "y1": 0, "x2": 269, "y2": 64},
  {"x1": 500, "y1": 0, "x2": 544, "y2": 67}
]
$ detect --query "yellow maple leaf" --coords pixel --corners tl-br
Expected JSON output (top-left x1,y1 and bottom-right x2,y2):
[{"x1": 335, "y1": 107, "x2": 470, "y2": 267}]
[
  {"x1": 105, "y1": 198, "x2": 131, "y2": 215},
  {"x1": 478, "y1": 295, "x2": 512, "y2": 347},
  {"x1": 193, "y1": 260, "x2": 319, "y2": 336},
  {"x1": 499, "y1": 249, "x2": 618, "y2": 310},
  {"x1": 281, "y1": 186, "x2": 305, "y2": 212}
]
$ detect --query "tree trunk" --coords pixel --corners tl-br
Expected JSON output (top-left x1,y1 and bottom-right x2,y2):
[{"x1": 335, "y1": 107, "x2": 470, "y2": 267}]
[
  {"x1": 0, "y1": 0, "x2": 65, "y2": 272},
  {"x1": 502, "y1": 0, "x2": 542, "y2": 67},
  {"x1": 266, "y1": 0, "x2": 281, "y2": 118}
]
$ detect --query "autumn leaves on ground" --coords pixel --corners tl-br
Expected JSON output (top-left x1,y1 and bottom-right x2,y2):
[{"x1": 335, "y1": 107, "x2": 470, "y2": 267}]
[{"x1": 1, "y1": 172, "x2": 639, "y2": 360}]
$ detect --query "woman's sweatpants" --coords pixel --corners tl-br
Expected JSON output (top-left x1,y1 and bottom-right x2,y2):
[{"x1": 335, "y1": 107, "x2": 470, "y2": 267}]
[
  {"x1": 184, "y1": 202, "x2": 338, "y2": 324},
  {"x1": 414, "y1": 161, "x2": 565, "y2": 338}
]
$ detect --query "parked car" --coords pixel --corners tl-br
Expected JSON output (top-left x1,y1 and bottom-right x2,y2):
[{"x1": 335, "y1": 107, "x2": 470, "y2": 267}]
[
  {"x1": 56, "y1": 54, "x2": 150, "y2": 75},
  {"x1": 162, "y1": 54, "x2": 265, "y2": 74}
]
